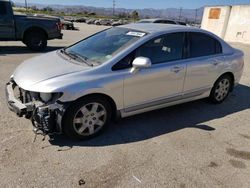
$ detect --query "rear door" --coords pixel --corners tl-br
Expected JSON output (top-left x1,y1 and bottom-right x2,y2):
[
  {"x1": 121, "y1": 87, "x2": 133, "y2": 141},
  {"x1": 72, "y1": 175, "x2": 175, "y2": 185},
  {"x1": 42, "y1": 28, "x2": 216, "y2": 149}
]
[
  {"x1": 183, "y1": 32, "x2": 224, "y2": 94},
  {"x1": 0, "y1": 1, "x2": 15, "y2": 40}
]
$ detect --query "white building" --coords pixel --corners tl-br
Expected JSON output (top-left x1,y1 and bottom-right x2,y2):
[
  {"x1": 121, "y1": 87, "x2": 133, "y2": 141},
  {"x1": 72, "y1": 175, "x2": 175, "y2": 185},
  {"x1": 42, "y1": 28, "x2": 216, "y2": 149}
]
[{"x1": 201, "y1": 5, "x2": 250, "y2": 45}]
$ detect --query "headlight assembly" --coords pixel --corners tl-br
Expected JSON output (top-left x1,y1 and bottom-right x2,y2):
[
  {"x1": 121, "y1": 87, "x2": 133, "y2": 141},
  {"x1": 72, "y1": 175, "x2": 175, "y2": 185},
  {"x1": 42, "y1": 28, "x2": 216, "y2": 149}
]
[
  {"x1": 39, "y1": 93, "x2": 52, "y2": 103},
  {"x1": 39, "y1": 92, "x2": 63, "y2": 103}
]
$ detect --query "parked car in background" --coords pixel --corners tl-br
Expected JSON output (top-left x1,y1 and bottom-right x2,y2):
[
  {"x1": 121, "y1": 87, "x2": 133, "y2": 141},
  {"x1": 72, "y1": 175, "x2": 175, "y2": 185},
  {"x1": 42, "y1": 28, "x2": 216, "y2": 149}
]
[
  {"x1": 112, "y1": 19, "x2": 129, "y2": 26},
  {"x1": 176, "y1": 21, "x2": 187, "y2": 26},
  {"x1": 94, "y1": 19, "x2": 101, "y2": 25},
  {"x1": 99, "y1": 19, "x2": 112, "y2": 26},
  {"x1": 61, "y1": 19, "x2": 75, "y2": 30},
  {"x1": 6, "y1": 23, "x2": 244, "y2": 140},
  {"x1": 0, "y1": 0, "x2": 63, "y2": 51},
  {"x1": 86, "y1": 18, "x2": 96, "y2": 24},
  {"x1": 138, "y1": 18, "x2": 187, "y2": 26},
  {"x1": 64, "y1": 16, "x2": 75, "y2": 22},
  {"x1": 74, "y1": 17, "x2": 86, "y2": 23}
]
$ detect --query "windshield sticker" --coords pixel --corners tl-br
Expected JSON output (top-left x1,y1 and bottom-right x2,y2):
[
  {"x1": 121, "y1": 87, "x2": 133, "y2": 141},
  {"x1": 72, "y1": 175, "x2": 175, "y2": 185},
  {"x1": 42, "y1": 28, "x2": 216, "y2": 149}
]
[{"x1": 126, "y1": 31, "x2": 146, "y2": 37}]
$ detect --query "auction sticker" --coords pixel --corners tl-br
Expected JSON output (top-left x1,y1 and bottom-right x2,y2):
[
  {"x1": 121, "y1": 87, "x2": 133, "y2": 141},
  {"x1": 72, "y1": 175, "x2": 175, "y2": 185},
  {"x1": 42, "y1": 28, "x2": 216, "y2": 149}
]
[{"x1": 126, "y1": 31, "x2": 146, "y2": 37}]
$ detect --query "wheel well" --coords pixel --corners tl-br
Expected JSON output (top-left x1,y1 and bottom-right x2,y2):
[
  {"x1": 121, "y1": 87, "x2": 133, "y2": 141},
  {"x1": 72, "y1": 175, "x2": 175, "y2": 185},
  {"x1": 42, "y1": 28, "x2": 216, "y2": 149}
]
[
  {"x1": 66, "y1": 93, "x2": 118, "y2": 120},
  {"x1": 23, "y1": 27, "x2": 48, "y2": 41},
  {"x1": 217, "y1": 72, "x2": 235, "y2": 91}
]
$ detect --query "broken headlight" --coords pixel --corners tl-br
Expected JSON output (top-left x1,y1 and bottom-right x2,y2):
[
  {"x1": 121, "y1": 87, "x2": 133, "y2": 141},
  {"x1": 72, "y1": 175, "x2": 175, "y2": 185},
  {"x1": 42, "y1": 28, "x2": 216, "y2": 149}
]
[{"x1": 39, "y1": 92, "x2": 62, "y2": 103}]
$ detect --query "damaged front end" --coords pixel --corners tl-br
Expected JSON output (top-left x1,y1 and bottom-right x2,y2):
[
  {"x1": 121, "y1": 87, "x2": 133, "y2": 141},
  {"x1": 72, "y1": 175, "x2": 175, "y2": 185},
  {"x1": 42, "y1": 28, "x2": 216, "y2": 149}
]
[{"x1": 5, "y1": 80, "x2": 67, "y2": 136}]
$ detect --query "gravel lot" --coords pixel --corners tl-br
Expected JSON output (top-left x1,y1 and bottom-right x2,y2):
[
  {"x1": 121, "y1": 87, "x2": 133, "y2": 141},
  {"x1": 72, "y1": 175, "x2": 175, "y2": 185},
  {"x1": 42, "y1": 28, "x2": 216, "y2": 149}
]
[{"x1": 0, "y1": 23, "x2": 250, "y2": 188}]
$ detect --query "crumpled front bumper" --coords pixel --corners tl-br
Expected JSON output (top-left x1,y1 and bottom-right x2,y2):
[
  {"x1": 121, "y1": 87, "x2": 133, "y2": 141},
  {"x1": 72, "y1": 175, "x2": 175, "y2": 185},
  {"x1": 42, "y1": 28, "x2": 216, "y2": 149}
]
[
  {"x1": 5, "y1": 81, "x2": 67, "y2": 134},
  {"x1": 6, "y1": 81, "x2": 28, "y2": 117}
]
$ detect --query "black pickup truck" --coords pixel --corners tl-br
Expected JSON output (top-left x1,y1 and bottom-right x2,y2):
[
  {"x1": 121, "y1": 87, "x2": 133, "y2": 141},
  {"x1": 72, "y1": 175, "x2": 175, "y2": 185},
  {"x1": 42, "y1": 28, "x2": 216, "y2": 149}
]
[{"x1": 0, "y1": 0, "x2": 63, "y2": 51}]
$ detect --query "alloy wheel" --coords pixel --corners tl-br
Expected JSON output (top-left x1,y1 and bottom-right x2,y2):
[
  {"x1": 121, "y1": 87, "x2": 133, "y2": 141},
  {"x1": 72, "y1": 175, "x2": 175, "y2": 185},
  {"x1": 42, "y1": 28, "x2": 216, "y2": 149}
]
[
  {"x1": 214, "y1": 78, "x2": 230, "y2": 101},
  {"x1": 73, "y1": 102, "x2": 107, "y2": 136}
]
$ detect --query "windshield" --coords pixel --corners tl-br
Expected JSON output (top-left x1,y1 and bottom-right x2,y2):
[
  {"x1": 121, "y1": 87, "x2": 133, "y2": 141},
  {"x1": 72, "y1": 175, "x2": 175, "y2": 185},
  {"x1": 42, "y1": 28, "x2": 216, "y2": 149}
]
[{"x1": 65, "y1": 27, "x2": 146, "y2": 65}]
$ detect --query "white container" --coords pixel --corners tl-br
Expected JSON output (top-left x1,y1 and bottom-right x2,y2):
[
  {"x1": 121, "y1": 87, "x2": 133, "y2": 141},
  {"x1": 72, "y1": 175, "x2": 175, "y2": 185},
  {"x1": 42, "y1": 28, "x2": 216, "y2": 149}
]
[
  {"x1": 201, "y1": 6, "x2": 231, "y2": 38},
  {"x1": 224, "y1": 5, "x2": 250, "y2": 44}
]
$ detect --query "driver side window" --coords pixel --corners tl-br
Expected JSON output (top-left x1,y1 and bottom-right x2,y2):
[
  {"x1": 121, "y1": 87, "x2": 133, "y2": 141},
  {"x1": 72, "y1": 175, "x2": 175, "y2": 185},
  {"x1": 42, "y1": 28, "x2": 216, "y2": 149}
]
[
  {"x1": 112, "y1": 51, "x2": 135, "y2": 71},
  {"x1": 112, "y1": 32, "x2": 185, "y2": 71},
  {"x1": 136, "y1": 32, "x2": 184, "y2": 64}
]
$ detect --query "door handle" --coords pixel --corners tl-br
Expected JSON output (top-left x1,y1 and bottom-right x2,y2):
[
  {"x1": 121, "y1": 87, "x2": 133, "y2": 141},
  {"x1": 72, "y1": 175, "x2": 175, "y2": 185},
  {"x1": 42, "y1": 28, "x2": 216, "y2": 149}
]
[{"x1": 171, "y1": 66, "x2": 183, "y2": 73}]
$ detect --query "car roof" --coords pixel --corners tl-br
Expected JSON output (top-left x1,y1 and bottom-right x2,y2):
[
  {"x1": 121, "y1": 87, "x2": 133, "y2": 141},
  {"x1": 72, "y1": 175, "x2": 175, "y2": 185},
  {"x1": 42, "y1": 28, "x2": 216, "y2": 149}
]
[
  {"x1": 119, "y1": 23, "x2": 199, "y2": 34},
  {"x1": 139, "y1": 18, "x2": 174, "y2": 22}
]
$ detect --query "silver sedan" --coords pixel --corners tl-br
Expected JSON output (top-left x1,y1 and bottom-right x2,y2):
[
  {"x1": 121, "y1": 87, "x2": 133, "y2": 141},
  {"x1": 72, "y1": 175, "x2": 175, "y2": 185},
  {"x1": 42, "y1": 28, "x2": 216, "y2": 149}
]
[{"x1": 6, "y1": 23, "x2": 244, "y2": 140}]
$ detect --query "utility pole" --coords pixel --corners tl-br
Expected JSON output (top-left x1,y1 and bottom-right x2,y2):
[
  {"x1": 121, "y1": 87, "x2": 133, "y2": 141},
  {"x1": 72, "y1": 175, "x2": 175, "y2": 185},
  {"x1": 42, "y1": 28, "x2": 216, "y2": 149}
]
[
  {"x1": 25, "y1": 0, "x2": 28, "y2": 11},
  {"x1": 113, "y1": 0, "x2": 116, "y2": 16},
  {"x1": 179, "y1": 7, "x2": 182, "y2": 21},
  {"x1": 194, "y1": 9, "x2": 198, "y2": 24}
]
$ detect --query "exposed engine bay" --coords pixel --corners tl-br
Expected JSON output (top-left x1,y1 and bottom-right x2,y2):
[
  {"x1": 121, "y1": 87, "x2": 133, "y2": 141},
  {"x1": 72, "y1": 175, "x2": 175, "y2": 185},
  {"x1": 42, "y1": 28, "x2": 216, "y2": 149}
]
[{"x1": 6, "y1": 80, "x2": 66, "y2": 137}]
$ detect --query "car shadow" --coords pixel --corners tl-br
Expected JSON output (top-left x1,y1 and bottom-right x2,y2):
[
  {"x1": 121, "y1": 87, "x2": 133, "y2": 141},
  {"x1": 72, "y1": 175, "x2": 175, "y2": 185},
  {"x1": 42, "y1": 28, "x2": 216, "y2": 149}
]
[
  {"x1": 0, "y1": 46, "x2": 64, "y2": 55},
  {"x1": 49, "y1": 84, "x2": 250, "y2": 147}
]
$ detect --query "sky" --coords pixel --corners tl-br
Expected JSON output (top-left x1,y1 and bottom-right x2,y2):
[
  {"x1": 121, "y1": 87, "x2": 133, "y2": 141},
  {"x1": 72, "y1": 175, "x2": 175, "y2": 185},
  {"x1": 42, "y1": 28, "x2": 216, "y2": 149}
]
[{"x1": 13, "y1": 0, "x2": 250, "y2": 9}]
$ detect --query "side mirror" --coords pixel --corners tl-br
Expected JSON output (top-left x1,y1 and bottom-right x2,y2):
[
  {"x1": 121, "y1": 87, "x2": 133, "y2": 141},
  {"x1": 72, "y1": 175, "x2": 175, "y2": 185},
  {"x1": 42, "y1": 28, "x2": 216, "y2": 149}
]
[{"x1": 131, "y1": 57, "x2": 151, "y2": 74}]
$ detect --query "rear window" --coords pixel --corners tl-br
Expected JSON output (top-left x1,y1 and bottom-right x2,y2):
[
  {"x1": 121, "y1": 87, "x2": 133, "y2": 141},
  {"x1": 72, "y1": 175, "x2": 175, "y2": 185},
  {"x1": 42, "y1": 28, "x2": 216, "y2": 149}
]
[
  {"x1": 0, "y1": 2, "x2": 7, "y2": 15},
  {"x1": 189, "y1": 32, "x2": 222, "y2": 58}
]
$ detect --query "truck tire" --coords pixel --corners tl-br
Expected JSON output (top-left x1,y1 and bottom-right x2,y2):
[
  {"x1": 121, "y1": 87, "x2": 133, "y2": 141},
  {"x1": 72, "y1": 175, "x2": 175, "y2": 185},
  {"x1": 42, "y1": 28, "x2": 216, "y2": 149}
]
[{"x1": 25, "y1": 30, "x2": 47, "y2": 51}]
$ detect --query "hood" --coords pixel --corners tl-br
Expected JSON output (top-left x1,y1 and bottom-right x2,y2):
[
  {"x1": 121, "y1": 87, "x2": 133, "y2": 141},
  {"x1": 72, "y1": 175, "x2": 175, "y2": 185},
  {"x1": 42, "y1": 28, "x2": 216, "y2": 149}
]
[{"x1": 13, "y1": 51, "x2": 90, "y2": 91}]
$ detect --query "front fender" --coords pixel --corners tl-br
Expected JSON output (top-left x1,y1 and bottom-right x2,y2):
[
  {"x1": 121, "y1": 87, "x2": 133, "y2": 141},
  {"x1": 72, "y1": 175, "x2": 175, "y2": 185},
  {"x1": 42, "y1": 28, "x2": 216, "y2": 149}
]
[{"x1": 59, "y1": 82, "x2": 124, "y2": 111}]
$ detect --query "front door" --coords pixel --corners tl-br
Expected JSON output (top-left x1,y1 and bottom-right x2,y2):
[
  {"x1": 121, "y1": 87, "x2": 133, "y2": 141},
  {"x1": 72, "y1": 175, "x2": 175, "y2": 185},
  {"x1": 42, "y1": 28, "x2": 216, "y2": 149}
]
[
  {"x1": 0, "y1": 1, "x2": 15, "y2": 40},
  {"x1": 123, "y1": 32, "x2": 187, "y2": 111}
]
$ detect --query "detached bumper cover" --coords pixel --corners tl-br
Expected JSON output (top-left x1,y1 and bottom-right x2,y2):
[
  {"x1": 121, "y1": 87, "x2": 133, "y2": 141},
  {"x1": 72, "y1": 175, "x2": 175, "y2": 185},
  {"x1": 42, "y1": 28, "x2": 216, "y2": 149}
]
[{"x1": 5, "y1": 82, "x2": 27, "y2": 117}]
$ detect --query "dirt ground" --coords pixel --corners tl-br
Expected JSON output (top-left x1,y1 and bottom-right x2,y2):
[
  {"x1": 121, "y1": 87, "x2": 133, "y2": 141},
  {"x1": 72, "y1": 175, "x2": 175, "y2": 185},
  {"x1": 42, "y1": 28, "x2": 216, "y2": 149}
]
[{"x1": 0, "y1": 23, "x2": 250, "y2": 188}]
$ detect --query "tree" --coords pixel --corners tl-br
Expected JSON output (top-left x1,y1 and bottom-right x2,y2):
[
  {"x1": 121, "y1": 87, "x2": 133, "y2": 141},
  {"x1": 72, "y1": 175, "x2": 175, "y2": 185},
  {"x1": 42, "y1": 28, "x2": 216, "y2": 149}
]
[
  {"x1": 118, "y1": 12, "x2": 128, "y2": 19},
  {"x1": 131, "y1": 10, "x2": 139, "y2": 21},
  {"x1": 30, "y1": 6, "x2": 38, "y2": 11},
  {"x1": 88, "y1": 12, "x2": 96, "y2": 16},
  {"x1": 42, "y1": 6, "x2": 53, "y2": 12}
]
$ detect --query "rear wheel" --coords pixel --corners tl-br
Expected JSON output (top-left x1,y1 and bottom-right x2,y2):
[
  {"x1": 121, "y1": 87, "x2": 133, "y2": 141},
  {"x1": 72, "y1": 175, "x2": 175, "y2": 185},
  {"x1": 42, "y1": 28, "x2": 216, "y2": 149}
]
[
  {"x1": 209, "y1": 75, "x2": 232, "y2": 104},
  {"x1": 24, "y1": 30, "x2": 47, "y2": 51},
  {"x1": 63, "y1": 97, "x2": 112, "y2": 140}
]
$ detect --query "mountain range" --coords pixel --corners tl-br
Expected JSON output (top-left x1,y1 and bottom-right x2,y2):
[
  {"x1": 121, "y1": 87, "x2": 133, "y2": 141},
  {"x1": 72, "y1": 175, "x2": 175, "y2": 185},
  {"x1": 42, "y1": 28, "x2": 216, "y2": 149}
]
[{"x1": 15, "y1": 2, "x2": 204, "y2": 23}]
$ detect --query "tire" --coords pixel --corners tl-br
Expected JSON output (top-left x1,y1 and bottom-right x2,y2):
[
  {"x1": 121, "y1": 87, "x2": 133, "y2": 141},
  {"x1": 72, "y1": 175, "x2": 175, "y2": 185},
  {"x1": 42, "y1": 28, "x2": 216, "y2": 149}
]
[
  {"x1": 209, "y1": 75, "x2": 233, "y2": 104},
  {"x1": 25, "y1": 30, "x2": 47, "y2": 51},
  {"x1": 63, "y1": 96, "x2": 112, "y2": 140}
]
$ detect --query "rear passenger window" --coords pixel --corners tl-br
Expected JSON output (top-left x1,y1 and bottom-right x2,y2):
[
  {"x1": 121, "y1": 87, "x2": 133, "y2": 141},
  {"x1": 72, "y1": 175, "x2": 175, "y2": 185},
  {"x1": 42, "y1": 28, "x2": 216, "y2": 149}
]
[
  {"x1": 0, "y1": 2, "x2": 7, "y2": 15},
  {"x1": 189, "y1": 32, "x2": 222, "y2": 58}
]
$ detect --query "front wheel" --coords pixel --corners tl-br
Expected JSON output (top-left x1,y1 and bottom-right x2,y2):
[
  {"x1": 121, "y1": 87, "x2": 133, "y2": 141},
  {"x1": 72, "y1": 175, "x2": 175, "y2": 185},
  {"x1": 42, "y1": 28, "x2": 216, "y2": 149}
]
[
  {"x1": 63, "y1": 97, "x2": 112, "y2": 140},
  {"x1": 209, "y1": 75, "x2": 232, "y2": 104}
]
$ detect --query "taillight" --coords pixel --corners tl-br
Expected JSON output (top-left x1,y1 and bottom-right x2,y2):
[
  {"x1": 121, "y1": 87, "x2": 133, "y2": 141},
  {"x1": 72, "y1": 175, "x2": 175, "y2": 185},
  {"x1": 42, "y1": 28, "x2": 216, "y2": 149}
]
[{"x1": 56, "y1": 22, "x2": 62, "y2": 30}]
